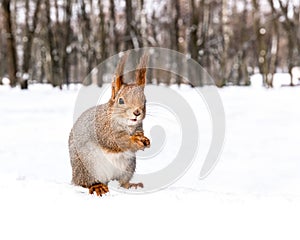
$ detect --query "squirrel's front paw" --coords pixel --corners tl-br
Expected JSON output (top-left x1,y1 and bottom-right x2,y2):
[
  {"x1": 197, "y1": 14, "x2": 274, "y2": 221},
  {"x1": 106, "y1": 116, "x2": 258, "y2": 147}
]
[
  {"x1": 139, "y1": 135, "x2": 150, "y2": 148},
  {"x1": 131, "y1": 134, "x2": 150, "y2": 150}
]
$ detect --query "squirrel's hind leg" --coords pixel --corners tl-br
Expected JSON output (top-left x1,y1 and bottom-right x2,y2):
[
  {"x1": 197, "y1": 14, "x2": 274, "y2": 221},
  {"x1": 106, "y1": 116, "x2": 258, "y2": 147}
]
[
  {"x1": 120, "y1": 182, "x2": 144, "y2": 189},
  {"x1": 89, "y1": 183, "x2": 109, "y2": 196}
]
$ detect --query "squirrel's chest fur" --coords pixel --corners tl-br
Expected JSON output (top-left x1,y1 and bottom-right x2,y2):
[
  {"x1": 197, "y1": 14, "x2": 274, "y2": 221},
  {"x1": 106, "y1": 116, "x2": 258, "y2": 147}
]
[{"x1": 93, "y1": 148, "x2": 136, "y2": 183}]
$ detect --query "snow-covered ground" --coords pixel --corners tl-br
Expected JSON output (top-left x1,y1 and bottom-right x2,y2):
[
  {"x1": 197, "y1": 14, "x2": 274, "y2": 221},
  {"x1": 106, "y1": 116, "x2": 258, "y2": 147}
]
[{"x1": 0, "y1": 77, "x2": 300, "y2": 240}]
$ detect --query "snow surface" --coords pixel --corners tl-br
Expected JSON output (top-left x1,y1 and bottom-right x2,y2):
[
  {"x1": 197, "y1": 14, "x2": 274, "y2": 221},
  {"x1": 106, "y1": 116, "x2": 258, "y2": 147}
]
[{"x1": 1, "y1": 78, "x2": 300, "y2": 240}]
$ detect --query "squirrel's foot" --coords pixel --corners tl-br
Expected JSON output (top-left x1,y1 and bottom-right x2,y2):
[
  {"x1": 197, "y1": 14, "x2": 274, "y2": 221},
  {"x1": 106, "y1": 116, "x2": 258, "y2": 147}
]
[
  {"x1": 89, "y1": 183, "x2": 109, "y2": 197},
  {"x1": 131, "y1": 134, "x2": 150, "y2": 150},
  {"x1": 121, "y1": 182, "x2": 144, "y2": 189}
]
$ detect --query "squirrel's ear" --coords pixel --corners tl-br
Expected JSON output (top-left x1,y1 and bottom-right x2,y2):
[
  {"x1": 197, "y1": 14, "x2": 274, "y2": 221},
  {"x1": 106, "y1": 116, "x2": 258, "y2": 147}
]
[
  {"x1": 111, "y1": 81, "x2": 116, "y2": 100},
  {"x1": 112, "y1": 53, "x2": 127, "y2": 99},
  {"x1": 135, "y1": 53, "x2": 149, "y2": 86}
]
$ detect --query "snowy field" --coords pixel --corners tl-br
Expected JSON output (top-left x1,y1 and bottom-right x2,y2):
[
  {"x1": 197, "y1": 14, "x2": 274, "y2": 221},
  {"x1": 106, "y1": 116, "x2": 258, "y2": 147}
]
[{"x1": 1, "y1": 76, "x2": 300, "y2": 240}]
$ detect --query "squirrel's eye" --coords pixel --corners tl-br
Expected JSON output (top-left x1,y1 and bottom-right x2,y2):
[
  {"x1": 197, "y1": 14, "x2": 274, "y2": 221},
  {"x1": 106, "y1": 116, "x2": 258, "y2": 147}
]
[{"x1": 118, "y1": 98, "x2": 124, "y2": 105}]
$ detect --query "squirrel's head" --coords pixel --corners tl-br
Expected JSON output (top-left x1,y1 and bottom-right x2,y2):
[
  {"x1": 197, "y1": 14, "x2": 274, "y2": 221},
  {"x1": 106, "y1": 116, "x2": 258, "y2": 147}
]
[{"x1": 110, "y1": 54, "x2": 148, "y2": 126}]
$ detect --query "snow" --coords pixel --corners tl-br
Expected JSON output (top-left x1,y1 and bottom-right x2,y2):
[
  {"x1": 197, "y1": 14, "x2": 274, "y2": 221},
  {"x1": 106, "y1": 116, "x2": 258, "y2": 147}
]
[{"x1": 1, "y1": 77, "x2": 300, "y2": 239}]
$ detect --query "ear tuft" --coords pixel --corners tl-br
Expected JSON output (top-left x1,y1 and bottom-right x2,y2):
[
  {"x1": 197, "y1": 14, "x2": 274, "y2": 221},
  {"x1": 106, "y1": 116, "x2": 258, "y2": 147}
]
[
  {"x1": 111, "y1": 53, "x2": 128, "y2": 99},
  {"x1": 135, "y1": 53, "x2": 149, "y2": 86}
]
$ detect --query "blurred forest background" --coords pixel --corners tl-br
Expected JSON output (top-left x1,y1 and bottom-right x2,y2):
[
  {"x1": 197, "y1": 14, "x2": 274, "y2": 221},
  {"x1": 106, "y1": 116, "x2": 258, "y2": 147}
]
[{"x1": 0, "y1": 0, "x2": 300, "y2": 89}]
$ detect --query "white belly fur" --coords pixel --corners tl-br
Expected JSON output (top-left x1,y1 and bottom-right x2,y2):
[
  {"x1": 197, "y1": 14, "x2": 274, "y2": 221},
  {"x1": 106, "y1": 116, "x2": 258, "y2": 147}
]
[{"x1": 88, "y1": 145, "x2": 135, "y2": 183}]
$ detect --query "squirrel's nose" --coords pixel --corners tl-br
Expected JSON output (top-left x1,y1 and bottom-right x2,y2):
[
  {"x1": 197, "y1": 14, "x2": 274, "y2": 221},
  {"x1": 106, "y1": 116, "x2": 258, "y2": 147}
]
[{"x1": 133, "y1": 109, "x2": 141, "y2": 117}]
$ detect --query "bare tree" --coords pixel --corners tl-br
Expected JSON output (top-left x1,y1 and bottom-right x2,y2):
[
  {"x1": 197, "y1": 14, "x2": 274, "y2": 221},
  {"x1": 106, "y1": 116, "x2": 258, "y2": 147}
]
[
  {"x1": 109, "y1": 0, "x2": 119, "y2": 53},
  {"x1": 138, "y1": 0, "x2": 149, "y2": 48},
  {"x1": 125, "y1": 0, "x2": 135, "y2": 49},
  {"x1": 22, "y1": 0, "x2": 42, "y2": 89},
  {"x1": 170, "y1": 0, "x2": 182, "y2": 85},
  {"x1": 188, "y1": 0, "x2": 199, "y2": 62},
  {"x1": 98, "y1": 0, "x2": 107, "y2": 62},
  {"x1": 220, "y1": 0, "x2": 230, "y2": 87},
  {"x1": 252, "y1": 0, "x2": 268, "y2": 87},
  {"x1": 78, "y1": 0, "x2": 94, "y2": 84},
  {"x1": 0, "y1": 8, "x2": 5, "y2": 84},
  {"x1": 2, "y1": 0, "x2": 18, "y2": 87},
  {"x1": 267, "y1": 0, "x2": 279, "y2": 88},
  {"x1": 45, "y1": 0, "x2": 62, "y2": 88},
  {"x1": 61, "y1": 0, "x2": 72, "y2": 86},
  {"x1": 277, "y1": 0, "x2": 300, "y2": 85},
  {"x1": 236, "y1": 0, "x2": 250, "y2": 86}
]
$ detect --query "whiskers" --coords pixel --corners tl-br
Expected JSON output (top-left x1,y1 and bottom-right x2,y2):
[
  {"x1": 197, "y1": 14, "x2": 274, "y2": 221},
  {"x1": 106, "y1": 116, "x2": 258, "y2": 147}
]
[{"x1": 145, "y1": 108, "x2": 175, "y2": 123}]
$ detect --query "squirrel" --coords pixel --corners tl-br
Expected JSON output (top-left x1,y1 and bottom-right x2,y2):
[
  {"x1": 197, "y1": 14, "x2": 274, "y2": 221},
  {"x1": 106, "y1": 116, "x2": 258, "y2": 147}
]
[{"x1": 68, "y1": 54, "x2": 151, "y2": 196}]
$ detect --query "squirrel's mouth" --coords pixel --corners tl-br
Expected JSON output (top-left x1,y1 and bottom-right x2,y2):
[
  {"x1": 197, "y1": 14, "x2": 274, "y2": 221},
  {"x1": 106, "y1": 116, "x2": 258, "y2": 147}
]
[
  {"x1": 128, "y1": 118, "x2": 140, "y2": 125},
  {"x1": 130, "y1": 118, "x2": 137, "y2": 122}
]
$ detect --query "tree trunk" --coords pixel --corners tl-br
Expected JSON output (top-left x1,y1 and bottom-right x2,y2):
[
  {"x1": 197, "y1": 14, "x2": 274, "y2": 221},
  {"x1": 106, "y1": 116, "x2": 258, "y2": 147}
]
[
  {"x1": 277, "y1": 0, "x2": 299, "y2": 86},
  {"x1": 173, "y1": 0, "x2": 181, "y2": 85},
  {"x1": 220, "y1": 0, "x2": 229, "y2": 87},
  {"x1": 139, "y1": 0, "x2": 148, "y2": 48},
  {"x1": 79, "y1": 0, "x2": 94, "y2": 84},
  {"x1": 188, "y1": 0, "x2": 206, "y2": 86},
  {"x1": 109, "y1": 0, "x2": 119, "y2": 53},
  {"x1": 252, "y1": 0, "x2": 268, "y2": 87},
  {"x1": 45, "y1": 0, "x2": 62, "y2": 88},
  {"x1": 2, "y1": 0, "x2": 18, "y2": 87},
  {"x1": 267, "y1": 0, "x2": 279, "y2": 88},
  {"x1": 98, "y1": 0, "x2": 106, "y2": 62},
  {"x1": 189, "y1": 0, "x2": 198, "y2": 61},
  {"x1": 125, "y1": 0, "x2": 135, "y2": 49},
  {"x1": 0, "y1": 22, "x2": 4, "y2": 84},
  {"x1": 61, "y1": 0, "x2": 72, "y2": 87},
  {"x1": 237, "y1": 0, "x2": 250, "y2": 86},
  {"x1": 22, "y1": 0, "x2": 41, "y2": 89}
]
